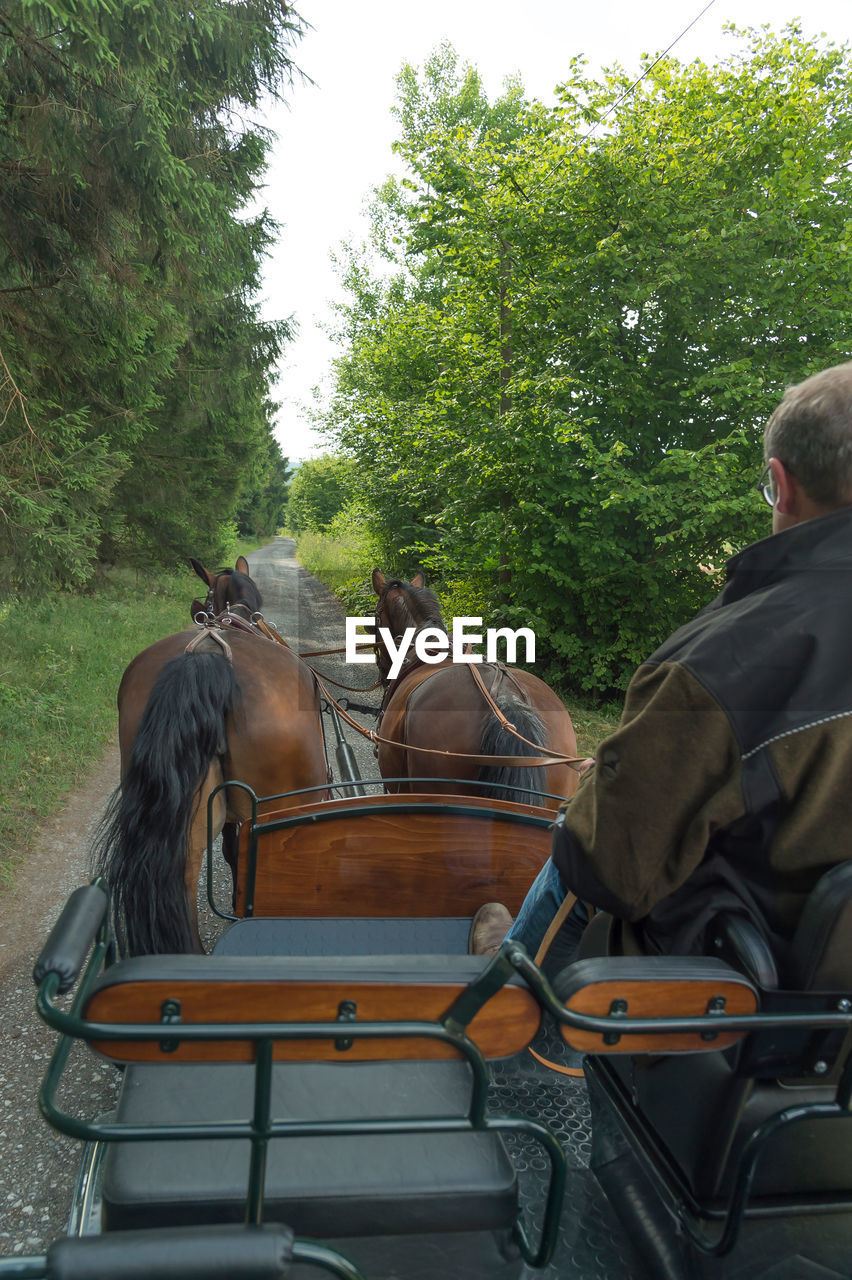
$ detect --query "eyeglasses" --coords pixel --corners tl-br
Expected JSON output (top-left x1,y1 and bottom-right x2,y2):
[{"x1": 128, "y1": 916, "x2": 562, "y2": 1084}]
[{"x1": 757, "y1": 464, "x2": 776, "y2": 507}]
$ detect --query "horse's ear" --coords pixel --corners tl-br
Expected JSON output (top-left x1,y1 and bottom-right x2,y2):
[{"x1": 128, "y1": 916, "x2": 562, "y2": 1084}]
[
  {"x1": 235, "y1": 555, "x2": 250, "y2": 576},
  {"x1": 189, "y1": 557, "x2": 214, "y2": 587},
  {"x1": 372, "y1": 569, "x2": 387, "y2": 596},
  {"x1": 410, "y1": 570, "x2": 426, "y2": 589}
]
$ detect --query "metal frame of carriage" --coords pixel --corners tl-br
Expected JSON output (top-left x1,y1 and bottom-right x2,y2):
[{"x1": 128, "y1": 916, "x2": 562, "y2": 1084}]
[
  {"x1": 4, "y1": 566, "x2": 852, "y2": 1278},
  {"x1": 4, "y1": 767, "x2": 852, "y2": 1280}
]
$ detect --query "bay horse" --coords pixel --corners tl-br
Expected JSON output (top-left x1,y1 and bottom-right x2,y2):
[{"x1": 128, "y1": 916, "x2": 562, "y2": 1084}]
[
  {"x1": 371, "y1": 570, "x2": 579, "y2": 808},
  {"x1": 93, "y1": 559, "x2": 328, "y2": 956}
]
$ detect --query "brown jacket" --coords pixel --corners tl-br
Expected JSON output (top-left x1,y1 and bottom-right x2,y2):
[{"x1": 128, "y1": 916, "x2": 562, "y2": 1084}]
[{"x1": 552, "y1": 507, "x2": 852, "y2": 959}]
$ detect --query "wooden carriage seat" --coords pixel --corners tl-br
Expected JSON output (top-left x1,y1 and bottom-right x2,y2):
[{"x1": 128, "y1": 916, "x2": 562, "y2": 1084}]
[
  {"x1": 575, "y1": 861, "x2": 852, "y2": 1209},
  {"x1": 223, "y1": 792, "x2": 554, "y2": 957},
  {"x1": 83, "y1": 953, "x2": 547, "y2": 1280}
]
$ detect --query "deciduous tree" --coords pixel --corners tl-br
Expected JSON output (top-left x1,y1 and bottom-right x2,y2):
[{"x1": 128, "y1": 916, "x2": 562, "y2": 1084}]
[{"x1": 328, "y1": 30, "x2": 852, "y2": 692}]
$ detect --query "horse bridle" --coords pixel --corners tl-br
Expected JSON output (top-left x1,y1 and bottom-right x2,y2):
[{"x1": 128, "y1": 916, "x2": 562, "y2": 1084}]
[
  {"x1": 195, "y1": 571, "x2": 258, "y2": 624},
  {"x1": 373, "y1": 579, "x2": 433, "y2": 685}
]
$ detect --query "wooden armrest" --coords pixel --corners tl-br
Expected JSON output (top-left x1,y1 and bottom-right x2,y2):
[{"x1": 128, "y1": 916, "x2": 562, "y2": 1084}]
[
  {"x1": 552, "y1": 957, "x2": 758, "y2": 1053},
  {"x1": 82, "y1": 955, "x2": 541, "y2": 1064}
]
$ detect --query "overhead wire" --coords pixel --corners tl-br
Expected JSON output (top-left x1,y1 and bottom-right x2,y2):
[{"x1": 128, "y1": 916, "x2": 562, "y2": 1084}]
[
  {"x1": 540, "y1": 0, "x2": 721, "y2": 189},
  {"x1": 463, "y1": 0, "x2": 722, "y2": 290}
]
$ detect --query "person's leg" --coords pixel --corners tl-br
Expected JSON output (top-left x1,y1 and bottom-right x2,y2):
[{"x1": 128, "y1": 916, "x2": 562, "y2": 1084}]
[
  {"x1": 469, "y1": 857, "x2": 591, "y2": 959},
  {"x1": 505, "y1": 857, "x2": 569, "y2": 952},
  {"x1": 538, "y1": 899, "x2": 590, "y2": 976}
]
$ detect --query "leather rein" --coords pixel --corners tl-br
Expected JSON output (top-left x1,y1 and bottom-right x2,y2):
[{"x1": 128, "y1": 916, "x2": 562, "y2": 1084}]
[{"x1": 187, "y1": 601, "x2": 586, "y2": 772}]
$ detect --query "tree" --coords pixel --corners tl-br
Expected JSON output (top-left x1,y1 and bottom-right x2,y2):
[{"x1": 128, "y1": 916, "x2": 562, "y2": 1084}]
[
  {"x1": 0, "y1": 0, "x2": 304, "y2": 591},
  {"x1": 236, "y1": 435, "x2": 292, "y2": 539},
  {"x1": 327, "y1": 31, "x2": 852, "y2": 692},
  {"x1": 286, "y1": 454, "x2": 356, "y2": 533}
]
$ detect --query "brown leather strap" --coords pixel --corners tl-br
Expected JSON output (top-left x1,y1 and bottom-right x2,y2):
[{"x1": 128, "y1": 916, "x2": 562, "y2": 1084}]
[
  {"x1": 305, "y1": 668, "x2": 384, "y2": 694},
  {"x1": 184, "y1": 627, "x2": 233, "y2": 662},
  {"x1": 533, "y1": 891, "x2": 579, "y2": 965},
  {"x1": 527, "y1": 1046, "x2": 586, "y2": 1077},
  {"x1": 467, "y1": 661, "x2": 587, "y2": 768},
  {"x1": 254, "y1": 617, "x2": 291, "y2": 647},
  {"x1": 255, "y1": 623, "x2": 383, "y2": 693},
  {"x1": 530, "y1": 890, "x2": 588, "y2": 1078},
  {"x1": 311, "y1": 669, "x2": 585, "y2": 768}
]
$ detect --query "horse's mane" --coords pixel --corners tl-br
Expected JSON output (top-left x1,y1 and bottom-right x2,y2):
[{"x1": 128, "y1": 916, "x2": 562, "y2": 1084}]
[{"x1": 383, "y1": 579, "x2": 445, "y2": 633}]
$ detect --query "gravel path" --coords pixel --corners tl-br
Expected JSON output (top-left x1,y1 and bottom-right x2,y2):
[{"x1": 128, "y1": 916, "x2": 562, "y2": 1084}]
[{"x1": 0, "y1": 539, "x2": 381, "y2": 1257}]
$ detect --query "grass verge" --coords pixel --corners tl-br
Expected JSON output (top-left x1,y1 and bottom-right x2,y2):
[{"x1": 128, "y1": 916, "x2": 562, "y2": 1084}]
[{"x1": 0, "y1": 567, "x2": 189, "y2": 888}]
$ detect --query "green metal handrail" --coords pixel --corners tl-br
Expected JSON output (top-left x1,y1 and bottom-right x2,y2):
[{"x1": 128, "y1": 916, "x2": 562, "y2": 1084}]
[{"x1": 34, "y1": 930, "x2": 568, "y2": 1269}]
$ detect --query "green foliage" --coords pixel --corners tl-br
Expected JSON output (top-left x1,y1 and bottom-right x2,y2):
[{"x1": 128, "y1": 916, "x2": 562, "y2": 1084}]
[
  {"x1": 326, "y1": 31, "x2": 852, "y2": 693},
  {"x1": 236, "y1": 435, "x2": 292, "y2": 539},
  {"x1": 294, "y1": 500, "x2": 381, "y2": 614},
  {"x1": 0, "y1": 0, "x2": 304, "y2": 592},
  {"x1": 286, "y1": 454, "x2": 357, "y2": 534}
]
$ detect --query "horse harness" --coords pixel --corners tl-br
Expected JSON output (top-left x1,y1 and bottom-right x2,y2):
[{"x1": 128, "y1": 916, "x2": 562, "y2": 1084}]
[
  {"x1": 185, "y1": 605, "x2": 335, "y2": 784},
  {"x1": 371, "y1": 583, "x2": 585, "y2": 770},
  {"x1": 186, "y1": 594, "x2": 584, "y2": 772}
]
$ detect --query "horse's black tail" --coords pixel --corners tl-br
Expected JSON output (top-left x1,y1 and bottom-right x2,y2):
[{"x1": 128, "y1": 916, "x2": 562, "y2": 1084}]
[
  {"x1": 92, "y1": 651, "x2": 239, "y2": 956},
  {"x1": 477, "y1": 697, "x2": 549, "y2": 806}
]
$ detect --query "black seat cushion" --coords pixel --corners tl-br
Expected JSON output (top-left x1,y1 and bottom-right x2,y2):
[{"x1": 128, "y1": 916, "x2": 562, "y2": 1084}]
[
  {"x1": 102, "y1": 1058, "x2": 518, "y2": 1237},
  {"x1": 625, "y1": 1049, "x2": 852, "y2": 1200}
]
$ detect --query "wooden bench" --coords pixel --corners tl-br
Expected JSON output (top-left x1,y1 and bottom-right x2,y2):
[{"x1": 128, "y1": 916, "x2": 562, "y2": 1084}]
[{"x1": 79, "y1": 952, "x2": 558, "y2": 1278}]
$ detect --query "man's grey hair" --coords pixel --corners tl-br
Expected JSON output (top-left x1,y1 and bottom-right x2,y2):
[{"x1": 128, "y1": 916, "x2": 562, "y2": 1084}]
[{"x1": 764, "y1": 361, "x2": 852, "y2": 507}]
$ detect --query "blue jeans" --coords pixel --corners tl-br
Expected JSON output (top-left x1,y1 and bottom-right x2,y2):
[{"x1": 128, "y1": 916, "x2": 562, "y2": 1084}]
[{"x1": 507, "y1": 858, "x2": 590, "y2": 975}]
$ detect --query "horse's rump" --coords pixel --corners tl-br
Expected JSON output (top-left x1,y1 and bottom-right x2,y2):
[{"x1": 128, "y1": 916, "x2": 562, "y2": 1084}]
[
  {"x1": 382, "y1": 662, "x2": 578, "y2": 805},
  {"x1": 95, "y1": 627, "x2": 327, "y2": 955}
]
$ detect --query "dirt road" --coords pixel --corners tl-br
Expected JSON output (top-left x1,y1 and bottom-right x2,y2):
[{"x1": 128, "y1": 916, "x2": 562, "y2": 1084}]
[{"x1": 0, "y1": 539, "x2": 381, "y2": 1257}]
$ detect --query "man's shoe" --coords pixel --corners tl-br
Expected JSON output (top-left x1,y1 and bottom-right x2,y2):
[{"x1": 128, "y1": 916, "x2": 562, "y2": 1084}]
[{"x1": 468, "y1": 902, "x2": 514, "y2": 955}]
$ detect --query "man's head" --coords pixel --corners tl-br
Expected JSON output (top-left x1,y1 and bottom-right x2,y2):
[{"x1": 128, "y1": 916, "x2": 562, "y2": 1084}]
[{"x1": 763, "y1": 362, "x2": 852, "y2": 533}]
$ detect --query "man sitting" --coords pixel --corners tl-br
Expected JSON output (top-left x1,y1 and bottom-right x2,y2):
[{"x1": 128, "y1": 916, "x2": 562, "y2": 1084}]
[{"x1": 471, "y1": 361, "x2": 852, "y2": 974}]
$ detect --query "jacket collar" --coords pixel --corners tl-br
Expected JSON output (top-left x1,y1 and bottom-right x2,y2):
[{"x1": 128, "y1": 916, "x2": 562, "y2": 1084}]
[{"x1": 720, "y1": 506, "x2": 852, "y2": 606}]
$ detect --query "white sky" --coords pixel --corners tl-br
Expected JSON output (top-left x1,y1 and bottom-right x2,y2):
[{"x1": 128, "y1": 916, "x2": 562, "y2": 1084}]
[{"x1": 253, "y1": 0, "x2": 852, "y2": 462}]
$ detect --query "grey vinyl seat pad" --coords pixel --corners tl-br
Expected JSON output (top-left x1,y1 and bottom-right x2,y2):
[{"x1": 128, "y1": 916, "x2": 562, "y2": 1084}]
[
  {"x1": 213, "y1": 916, "x2": 472, "y2": 957},
  {"x1": 103, "y1": 1058, "x2": 518, "y2": 1237}
]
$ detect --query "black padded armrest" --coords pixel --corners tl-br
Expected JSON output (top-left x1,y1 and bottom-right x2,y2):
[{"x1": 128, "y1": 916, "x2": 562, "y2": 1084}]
[
  {"x1": 33, "y1": 883, "x2": 109, "y2": 994},
  {"x1": 45, "y1": 1224, "x2": 294, "y2": 1279}
]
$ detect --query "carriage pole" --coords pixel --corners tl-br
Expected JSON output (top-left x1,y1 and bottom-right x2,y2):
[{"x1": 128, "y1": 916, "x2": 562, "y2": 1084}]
[{"x1": 323, "y1": 700, "x2": 367, "y2": 796}]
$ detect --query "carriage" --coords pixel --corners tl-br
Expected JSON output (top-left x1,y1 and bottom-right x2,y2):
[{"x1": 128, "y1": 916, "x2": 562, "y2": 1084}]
[{"x1": 2, "y1": 563, "x2": 851, "y2": 1279}]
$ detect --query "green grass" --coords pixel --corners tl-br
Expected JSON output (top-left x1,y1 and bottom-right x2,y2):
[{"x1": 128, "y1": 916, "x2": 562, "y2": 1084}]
[
  {"x1": 288, "y1": 525, "x2": 377, "y2": 614},
  {"x1": 0, "y1": 568, "x2": 189, "y2": 889},
  {"x1": 569, "y1": 697, "x2": 622, "y2": 758}
]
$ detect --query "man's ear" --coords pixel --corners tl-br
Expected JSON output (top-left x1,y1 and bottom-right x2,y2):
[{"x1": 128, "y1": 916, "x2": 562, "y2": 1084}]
[{"x1": 769, "y1": 457, "x2": 797, "y2": 514}]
